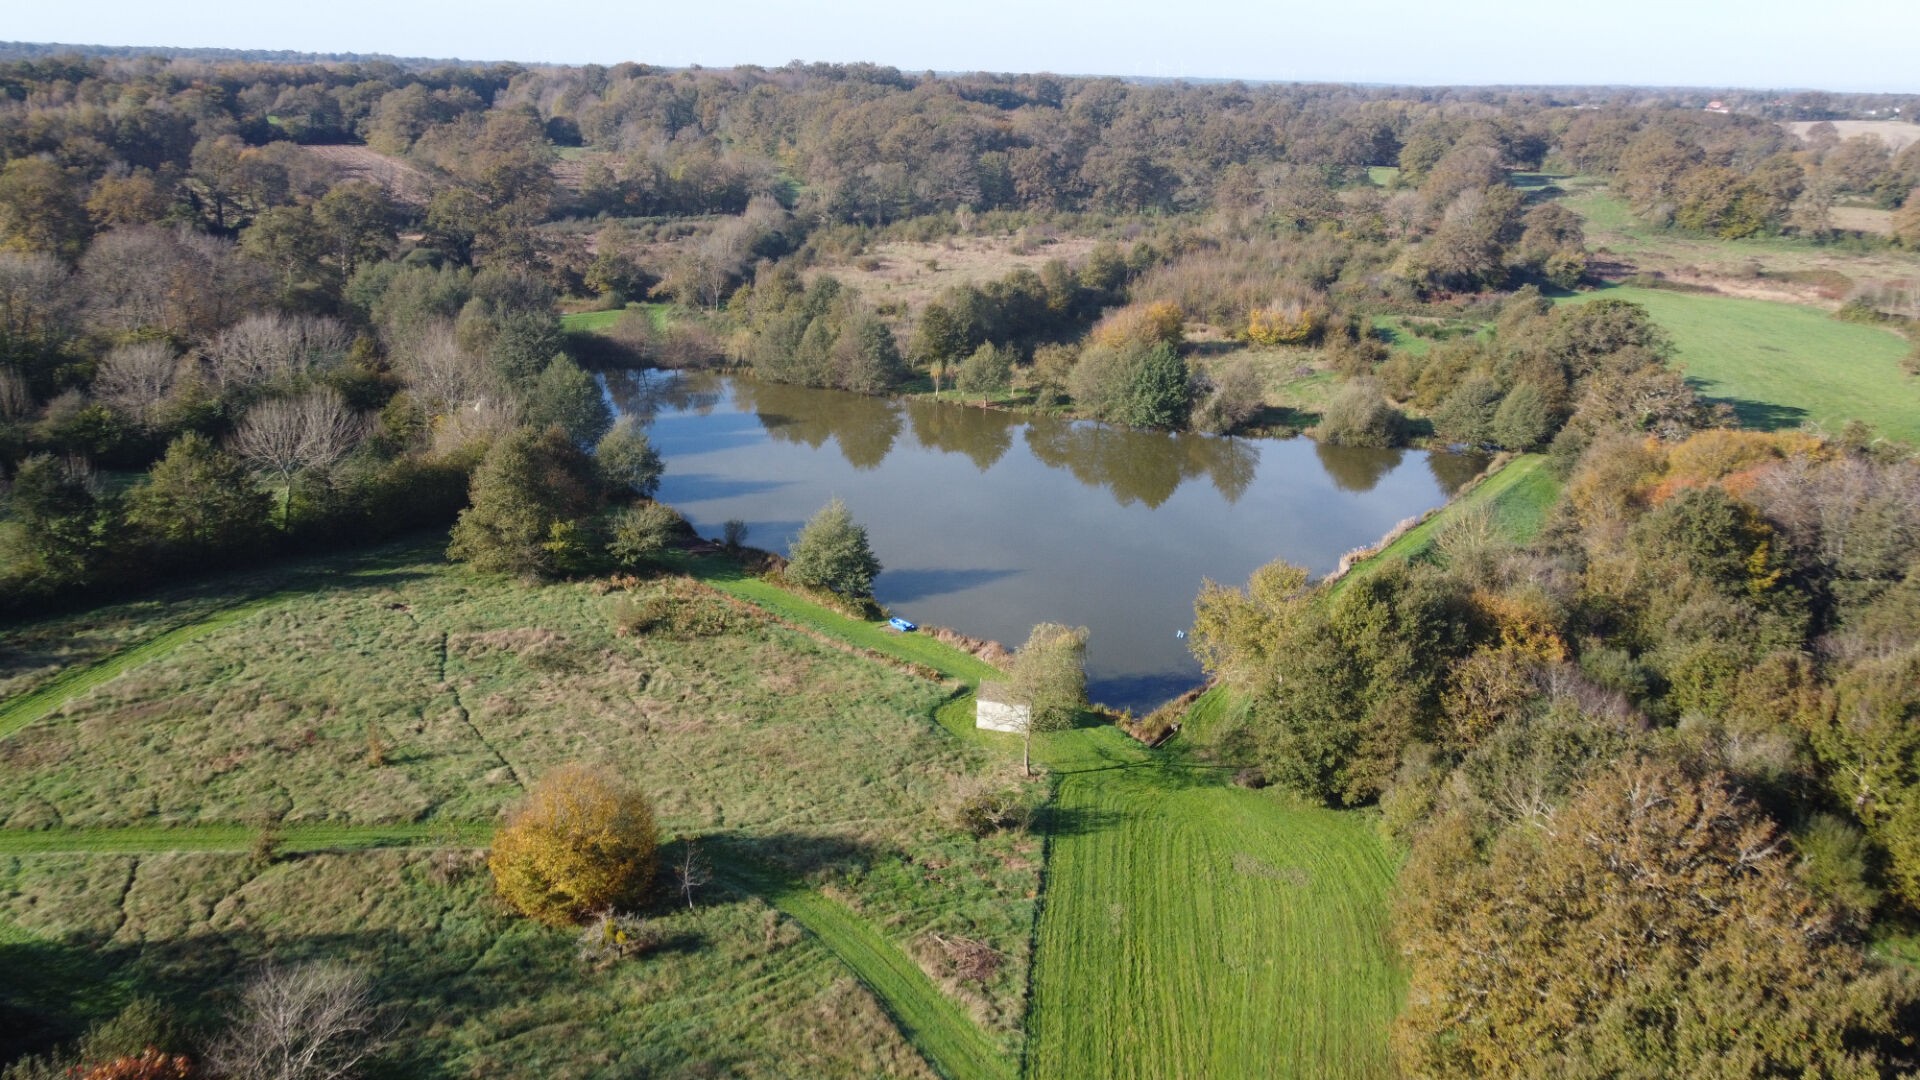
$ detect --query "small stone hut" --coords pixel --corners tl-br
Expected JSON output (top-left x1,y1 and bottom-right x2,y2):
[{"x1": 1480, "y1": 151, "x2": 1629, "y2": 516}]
[{"x1": 975, "y1": 682, "x2": 1031, "y2": 733}]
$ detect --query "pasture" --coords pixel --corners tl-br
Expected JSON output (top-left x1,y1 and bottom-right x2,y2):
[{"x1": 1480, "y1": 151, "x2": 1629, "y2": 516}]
[
  {"x1": 0, "y1": 541, "x2": 1042, "y2": 1075},
  {"x1": 1558, "y1": 184, "x2": 1920, "y2": 299},
  {"x1": 2, "y1": 533, "x2": 1415, "y2": 1078},
  {"x1": 1562, "y1": 285, "x2": 1920, "y2": 443}
]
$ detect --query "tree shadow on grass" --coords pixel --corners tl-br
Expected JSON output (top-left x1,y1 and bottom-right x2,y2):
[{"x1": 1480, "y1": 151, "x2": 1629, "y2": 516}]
[
  {"x1": 1039, "y1": 802, "x2": 1127, "y2": 839},
  {"x1": 0, "y1": 920, "x2": 570, "y2": 1078},
  {"x1": 1701, "y1": 394, "x2": 1810, "y2": 432},
  {"x1": 0, "y1": 566, "x2": 436, "y2": 687},
  {"x1": 707, "y1": 830, "x2": 899, "y2": 883}
]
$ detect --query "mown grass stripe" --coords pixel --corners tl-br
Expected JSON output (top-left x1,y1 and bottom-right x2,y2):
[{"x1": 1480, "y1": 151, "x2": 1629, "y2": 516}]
[
  {"x1": 0, "y1": 822, "x2": 492, "y2": 855},
  {"x1": 0, "y1": 593, "x2": 289, "y2": 743},
  {"x1": 716, "y1": 860, "x2": 1015, "y2": 1080},
  {"x1": 683, "y1": 557, "x2": 1003, "y2": 685},
  {"x1": 1024, "y1": 769, "x2": 1401, "y2": 1079}
]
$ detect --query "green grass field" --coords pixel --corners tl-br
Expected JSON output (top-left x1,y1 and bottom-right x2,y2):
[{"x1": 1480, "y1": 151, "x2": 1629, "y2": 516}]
[
  {"x1": 560, "y1": 303, "x2": 672, "y2": 334},
  {"x1": 1561, "y1": 286, "x2": 1920, "y2": 444},
  {"x1": 1024, "y1": 761, "x2": 1402, "y2": 1080}
]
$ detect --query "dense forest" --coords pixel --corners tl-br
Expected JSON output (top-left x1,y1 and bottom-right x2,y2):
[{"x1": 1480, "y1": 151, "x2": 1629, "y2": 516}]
[{"x1": 3, "y1": 46, "x2": 1920, "y2": 1077}]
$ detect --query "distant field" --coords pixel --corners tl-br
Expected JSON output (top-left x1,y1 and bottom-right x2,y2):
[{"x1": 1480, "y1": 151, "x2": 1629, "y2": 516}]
[
  {"x1": 810, "y1": 236, "x2": 1101, "y2": 315},
  {"x1": 1562, "y1": 286, "x2": 1920, "y2": 444},
  {"x1": 300, "y1": 144, "x2": 435, "y2": 207},
  {"x1": 1559, "y1": 185, "x2": 1920, "y2": 297},
  {"x1": 560, "y1": 302, "x2": 671, "y2": 333},
  {"x1": 1784, "y1": 119, "x2": 1920, "y2": 153},
  {"x1": 1831, "y1": 205, "x2": 1897, "y2": 237}
]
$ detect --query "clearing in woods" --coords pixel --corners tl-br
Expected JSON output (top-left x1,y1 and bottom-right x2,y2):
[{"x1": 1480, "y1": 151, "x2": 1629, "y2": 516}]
[
  {"x1": 808, "y1": 235, "x2": 1101, "y2": 315},
  {"x1": 1560, "y1": 285, "x2": 1920, "y2": 444}
]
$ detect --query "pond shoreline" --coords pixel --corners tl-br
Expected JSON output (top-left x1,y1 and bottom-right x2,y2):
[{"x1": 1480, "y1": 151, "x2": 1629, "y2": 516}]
[{"x1": 619, "y1": 369, "x2": 1484, "y2": 712}]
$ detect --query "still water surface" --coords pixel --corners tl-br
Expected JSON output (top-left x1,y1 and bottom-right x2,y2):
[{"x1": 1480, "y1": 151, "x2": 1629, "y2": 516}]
[{"x1": 610, "y1": 371, "x2": 1484, "y2": 712}]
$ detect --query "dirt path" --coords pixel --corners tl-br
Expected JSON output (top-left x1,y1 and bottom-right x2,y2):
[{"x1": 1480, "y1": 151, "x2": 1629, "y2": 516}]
[
  {"x1": 718, "y1": 859, "x2": 1015, "y2": 1080},
  {"x1": 0, "y1": 591, "x2": 299, "y2": 743}
]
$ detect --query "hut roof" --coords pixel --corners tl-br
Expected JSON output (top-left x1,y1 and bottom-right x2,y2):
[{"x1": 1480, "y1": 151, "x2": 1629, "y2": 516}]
[{"x1": 977, "y1": 681, "x2": 1028, "y2": 706}]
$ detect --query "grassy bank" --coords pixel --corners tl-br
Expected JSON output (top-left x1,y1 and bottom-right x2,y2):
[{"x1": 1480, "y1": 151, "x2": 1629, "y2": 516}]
[{"x1": 1334, "y1": 454, "x2": 1559, "y2": 592}]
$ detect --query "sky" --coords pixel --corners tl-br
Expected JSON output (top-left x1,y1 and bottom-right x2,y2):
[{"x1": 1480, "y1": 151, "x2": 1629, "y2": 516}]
[{"x1": 7, "y1": 0, "x2": 1919, "y2": 92}]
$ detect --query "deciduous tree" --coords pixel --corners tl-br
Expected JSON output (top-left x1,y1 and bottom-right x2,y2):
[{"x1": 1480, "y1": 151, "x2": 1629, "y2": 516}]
[
  {"x1": 232, "y1": 388, "x2": 367, "y2": 528},
  {"x1": 1395, "y1": 760, "x2": 1920, "y2": 1078},
  {"x1": 785, "y1": 497, "x2": 881, "y2": 597},
  {"x1": 208, "y1": 962, "x2": 391, "y2": 1080},
  {"x1": 1007, "y1": 622, "x2": 1089, "y2": 776},
  {"x1": 489, "y1": 763, "x2": 660, "y2": 926},
  {"x1": 595, "y1": 417, "x2": 664, "y2": 499}
]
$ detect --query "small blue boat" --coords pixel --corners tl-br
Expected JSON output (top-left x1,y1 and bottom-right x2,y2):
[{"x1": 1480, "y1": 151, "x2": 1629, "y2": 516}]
[{"x1": 887, "y1": 616, "x2": 918, "y2": 632}]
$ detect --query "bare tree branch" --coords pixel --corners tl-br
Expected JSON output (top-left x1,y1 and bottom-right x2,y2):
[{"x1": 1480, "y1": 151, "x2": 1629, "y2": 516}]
[
  {"x1": 206, "y1": 312, "x2": 353, "y2": 392},
  {"x1": 232, "y1": 387, "x2": 367, "y2": 527},
  {"x1": 208, "y1": 961, "x2": 393, "y2": 1080},
  {"x1": 93, "y1": 340, "x2": 180, "y2": 424}
]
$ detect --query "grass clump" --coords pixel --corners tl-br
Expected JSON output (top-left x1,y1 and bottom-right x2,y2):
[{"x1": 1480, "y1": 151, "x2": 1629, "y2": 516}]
[{"x1": 939, "y1": 775, "x2": 1041, "y2": 837}]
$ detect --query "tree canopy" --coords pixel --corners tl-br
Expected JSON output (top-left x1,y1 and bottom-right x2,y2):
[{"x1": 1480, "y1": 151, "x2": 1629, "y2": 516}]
[{"x1": 785, "y1": 498, "x2": 882, "y2": 598}]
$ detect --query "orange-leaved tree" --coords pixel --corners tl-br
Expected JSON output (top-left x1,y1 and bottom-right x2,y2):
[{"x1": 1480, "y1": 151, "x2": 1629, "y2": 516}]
[{"x1": 489, "y1": 763, "x2": 660, "y2": 925}]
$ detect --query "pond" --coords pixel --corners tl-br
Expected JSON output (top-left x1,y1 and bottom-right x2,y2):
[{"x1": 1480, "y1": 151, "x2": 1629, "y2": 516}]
[{"x1": 609, "y1": 371, "x2": 1486, "y2": 713}]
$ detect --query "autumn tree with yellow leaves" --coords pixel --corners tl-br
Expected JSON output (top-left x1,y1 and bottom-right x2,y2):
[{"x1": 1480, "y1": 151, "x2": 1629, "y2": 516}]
[{"x1": 490, "y1": 763, "x2": 661, "y2": 925}]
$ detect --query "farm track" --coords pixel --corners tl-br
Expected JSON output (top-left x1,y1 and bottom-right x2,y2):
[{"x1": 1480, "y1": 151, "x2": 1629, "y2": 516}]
[
  {"x1": 0, "y1": 821, "x2": 493, "y2": 855},
  {"x1": 716, "y1": 859, "x2": 1016, "y2": 1080},
  {"x1": 0, "y1": 591, "x2": 298, "y2": 744}
]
